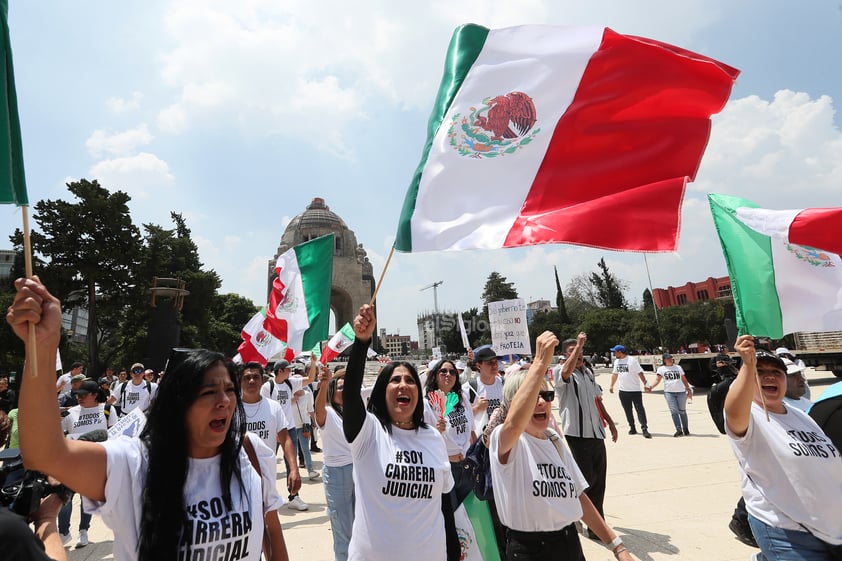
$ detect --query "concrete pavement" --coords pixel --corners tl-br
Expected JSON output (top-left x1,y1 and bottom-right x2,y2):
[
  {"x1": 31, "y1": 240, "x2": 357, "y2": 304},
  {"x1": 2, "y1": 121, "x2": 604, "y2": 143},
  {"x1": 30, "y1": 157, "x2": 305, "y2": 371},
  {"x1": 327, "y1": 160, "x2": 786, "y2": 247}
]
[{"x1": 62, "y1": 368, "x2": 840, "y2": 561}]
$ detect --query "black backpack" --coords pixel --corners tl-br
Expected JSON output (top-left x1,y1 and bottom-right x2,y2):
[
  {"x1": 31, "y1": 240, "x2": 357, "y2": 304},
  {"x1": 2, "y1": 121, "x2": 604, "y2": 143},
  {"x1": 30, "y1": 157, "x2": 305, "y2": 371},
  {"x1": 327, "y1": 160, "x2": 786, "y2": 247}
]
[{"x1": 462, "y1": 437, "x2": 493, "y2": 501}]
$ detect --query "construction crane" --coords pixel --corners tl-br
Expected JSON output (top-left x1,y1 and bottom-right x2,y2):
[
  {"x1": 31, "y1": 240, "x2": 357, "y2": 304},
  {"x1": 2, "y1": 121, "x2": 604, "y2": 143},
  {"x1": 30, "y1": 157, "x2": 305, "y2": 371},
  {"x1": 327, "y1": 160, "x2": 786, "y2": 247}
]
[{"x1": 420, "y1": 281, "x2": 444, "y2": 348}]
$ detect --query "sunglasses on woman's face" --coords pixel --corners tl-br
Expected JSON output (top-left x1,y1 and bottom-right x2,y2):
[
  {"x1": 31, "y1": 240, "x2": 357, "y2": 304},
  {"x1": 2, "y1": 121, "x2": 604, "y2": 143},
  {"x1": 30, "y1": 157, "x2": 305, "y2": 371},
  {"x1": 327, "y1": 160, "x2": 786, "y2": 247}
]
[
  {"x1": 537, "y1": 390, "x2": 555, "y2": 402},
  {"x1": 438, "y1": 368, "x2": 457, "y2": 376}
]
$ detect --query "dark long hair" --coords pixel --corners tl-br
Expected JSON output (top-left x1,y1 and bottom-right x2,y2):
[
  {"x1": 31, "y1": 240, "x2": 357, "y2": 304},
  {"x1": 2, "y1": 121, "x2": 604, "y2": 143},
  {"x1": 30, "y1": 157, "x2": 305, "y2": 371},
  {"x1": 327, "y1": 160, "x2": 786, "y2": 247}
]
[
  {"x1": 367, "y1": 361, "x2": 427, "y2": 433},
  {"x1": 327, "y1": 370, "x2": 345, "y2": 417},
  {"x1": 424, "y1": 359, "x2": 467, "y2": 411},
  {"x1": 137, "y1": 349, "x2": 247, "y2": 561}
]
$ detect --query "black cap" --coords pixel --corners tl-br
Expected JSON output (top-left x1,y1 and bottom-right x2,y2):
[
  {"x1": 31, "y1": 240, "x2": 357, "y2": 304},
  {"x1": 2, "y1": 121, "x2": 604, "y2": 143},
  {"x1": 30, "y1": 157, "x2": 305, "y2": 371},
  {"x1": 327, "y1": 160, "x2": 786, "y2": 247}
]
[
  {"x1": 274, "y1": 360, "x2": 290, "y2": 372},
  {"x1": 73, "y1": 380, "x2": 100, "y2": 396},
  {"x1": 755, "y1": 350, "x2": 787, "y2": 373},
  {"x1": 474, "y1": 348, "x2": 498, "y2": 362},
  {"x1": 97, "y1": 377, "x2": 111, "y2": 385}
]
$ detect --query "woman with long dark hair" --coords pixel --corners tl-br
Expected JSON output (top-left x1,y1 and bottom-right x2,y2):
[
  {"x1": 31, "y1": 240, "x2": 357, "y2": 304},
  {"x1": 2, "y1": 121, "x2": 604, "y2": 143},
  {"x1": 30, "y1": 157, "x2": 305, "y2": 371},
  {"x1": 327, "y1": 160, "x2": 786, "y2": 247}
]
[
  {"x1": 342, "y1": 305, "x2": 456, "y2": 561},
  {"x1": 8, "y1": 277, "x2": 289, "y2": 561},
  {"x1": 424, "y1": 359, "x2": 476, "y2": 499}
]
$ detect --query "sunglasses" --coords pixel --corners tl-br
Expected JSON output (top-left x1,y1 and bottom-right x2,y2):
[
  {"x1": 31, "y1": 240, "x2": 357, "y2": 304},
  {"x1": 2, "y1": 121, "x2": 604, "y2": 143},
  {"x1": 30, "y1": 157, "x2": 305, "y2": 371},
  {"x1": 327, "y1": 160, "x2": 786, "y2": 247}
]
[
  {"x1": 132, "y1": 368, "x2": 144, "y2": 374},
  {"x1": 537, "y1": 390, "x2": 555, "y2": 402},
  {"x1": 438, "y1": 368, "x2": 457, "y2": 376}
]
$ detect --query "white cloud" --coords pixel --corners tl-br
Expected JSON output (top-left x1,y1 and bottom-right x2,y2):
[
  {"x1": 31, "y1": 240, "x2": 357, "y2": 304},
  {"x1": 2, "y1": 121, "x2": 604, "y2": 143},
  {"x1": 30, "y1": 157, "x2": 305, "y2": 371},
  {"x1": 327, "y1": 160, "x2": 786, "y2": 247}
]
[
  {"x1": 150, "y1": 0, "x2": 719, "y2": 157},
  {"x1": 86, "y1": 125, "x2": 153, "y2": 158},
  {"x1": 106, "y1": 91, "x2": 143, "y2": 113},
  {"x1": 89, "y1": 152, "x2": 175, "y2": 199}
]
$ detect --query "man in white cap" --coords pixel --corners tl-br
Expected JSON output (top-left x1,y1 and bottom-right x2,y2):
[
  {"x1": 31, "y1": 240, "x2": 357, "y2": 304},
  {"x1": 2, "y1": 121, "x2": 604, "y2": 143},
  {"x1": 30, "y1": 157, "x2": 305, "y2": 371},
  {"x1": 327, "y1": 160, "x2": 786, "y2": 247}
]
[
  {"x1": 462, "y1": 347, "x2": 503, "y2": 430},
  {"x1": 782, "y1": 358, "x2": 812, "y2": 412},
  {"x1": 775, "y1": 347, "x2": 810, "y2": 399}
]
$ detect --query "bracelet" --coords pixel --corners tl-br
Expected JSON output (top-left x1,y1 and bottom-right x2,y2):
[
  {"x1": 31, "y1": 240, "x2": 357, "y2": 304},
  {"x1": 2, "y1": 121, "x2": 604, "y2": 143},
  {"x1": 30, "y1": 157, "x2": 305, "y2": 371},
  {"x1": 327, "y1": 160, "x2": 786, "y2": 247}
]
[
  {"x1": 614, "y1": 546, "x2": 628, "y2": 557},
  {"x1": 608, "y1": 536, "x2": 623, "y2": 549}
]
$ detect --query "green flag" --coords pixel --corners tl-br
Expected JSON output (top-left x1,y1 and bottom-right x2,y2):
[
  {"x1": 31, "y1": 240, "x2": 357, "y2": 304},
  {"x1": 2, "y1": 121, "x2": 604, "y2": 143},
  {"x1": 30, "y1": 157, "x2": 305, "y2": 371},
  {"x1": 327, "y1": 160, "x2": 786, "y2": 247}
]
[{"x1": 0, "y1": 0, "x2": 27, "y2": 206}]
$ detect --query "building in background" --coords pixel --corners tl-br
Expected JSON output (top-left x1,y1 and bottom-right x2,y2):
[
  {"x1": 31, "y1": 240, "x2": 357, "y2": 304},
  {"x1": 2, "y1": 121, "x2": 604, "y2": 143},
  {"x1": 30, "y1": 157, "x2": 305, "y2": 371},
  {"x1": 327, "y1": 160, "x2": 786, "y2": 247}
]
[
  {"x1": 0, "y1": 249, "x2": 14, "y2": 280},
  {"x1": 378, "y1": 328, "x2": 416, "y2": 358},
  {"x1": 652, "y1": 276, "x2": 732, "y2": 309}
]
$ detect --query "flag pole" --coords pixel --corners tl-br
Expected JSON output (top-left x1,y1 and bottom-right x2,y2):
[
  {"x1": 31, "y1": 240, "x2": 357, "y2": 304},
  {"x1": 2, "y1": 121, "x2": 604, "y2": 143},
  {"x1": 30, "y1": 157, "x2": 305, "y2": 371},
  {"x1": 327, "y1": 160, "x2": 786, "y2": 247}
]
[
  {"x1": 21, "y1": 206, "x2": 39, "y2": 376},
  {"x1": 369, "y1": 244, "x2": 395, "y2": 306}
]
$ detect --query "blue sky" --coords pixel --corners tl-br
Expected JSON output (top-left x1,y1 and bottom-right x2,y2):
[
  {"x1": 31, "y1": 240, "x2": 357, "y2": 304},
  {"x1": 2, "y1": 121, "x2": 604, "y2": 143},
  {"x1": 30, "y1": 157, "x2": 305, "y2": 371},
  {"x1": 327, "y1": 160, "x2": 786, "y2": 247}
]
[{"x1": 3, "y1": 1, "x2": 841, "y2": 342}]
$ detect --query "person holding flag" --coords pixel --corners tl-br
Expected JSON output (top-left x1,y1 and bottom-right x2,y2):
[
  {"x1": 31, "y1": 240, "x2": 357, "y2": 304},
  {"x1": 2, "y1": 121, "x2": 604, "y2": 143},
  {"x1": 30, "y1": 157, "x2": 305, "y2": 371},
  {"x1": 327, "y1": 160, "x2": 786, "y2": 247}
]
[{"x1": 725, "y1": 335, "x2": 842, "y2": 560}]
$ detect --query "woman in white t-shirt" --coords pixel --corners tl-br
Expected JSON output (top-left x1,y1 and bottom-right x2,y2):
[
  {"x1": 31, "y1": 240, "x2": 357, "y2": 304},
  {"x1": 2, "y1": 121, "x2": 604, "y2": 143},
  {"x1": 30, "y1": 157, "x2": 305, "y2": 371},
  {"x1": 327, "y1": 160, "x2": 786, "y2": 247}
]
[
  {"x1": 9, "y1": 278, "x2": 289, "y2": 561},
  {"x1": 424, "y1": 359, "x2": 476, "y2": 503},
  {"x1": 725, "y1": 336, "x2": 842, "y2": 560},
  {"x1": 651, "y1": 354, "x2": 693, "y2": 437},
  {"x1": 315, "y1": 367, "x2": 356, "y2": 561},
  {"x1": 490, "y1": 331, "x2": 636, "y2": 561},
  {"x1": 343, "y1": 305, "x2": 456, "y2": 561}
]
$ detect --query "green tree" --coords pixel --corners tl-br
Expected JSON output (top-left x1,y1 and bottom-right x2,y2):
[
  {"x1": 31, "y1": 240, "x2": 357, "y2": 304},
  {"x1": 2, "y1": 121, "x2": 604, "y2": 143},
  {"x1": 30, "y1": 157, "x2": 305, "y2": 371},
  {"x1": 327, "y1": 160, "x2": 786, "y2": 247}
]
[
  {"x1": 589, "y1": 257, "x2": 628, "y2": 309},
  {"x1": 554, "y1": 266, "x2": 570, "y2": 324},
  {"x1": 208, "y1": 293, "x2": 259, "y2": 356},
  {"x1": 579, "y1": 308, "x2": 636, "y2": 354},
  {"x1": 481, "y1": 271, "x2": 519, "y2": 317},
  {"x1": 21, "y1": 179, "x2": 143, "y2": 374},
  {"x1": 642, "y1": 288, "x2": 654, "y2": 310}
]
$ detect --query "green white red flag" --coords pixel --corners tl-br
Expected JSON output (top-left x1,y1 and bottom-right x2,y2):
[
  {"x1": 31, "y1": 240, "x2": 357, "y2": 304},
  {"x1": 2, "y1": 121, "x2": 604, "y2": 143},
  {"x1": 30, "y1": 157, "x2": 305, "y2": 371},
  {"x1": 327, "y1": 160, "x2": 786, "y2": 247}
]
[
  {"x1": 709, "y1": 193, "x2": 842, "y2": 338},
  {"x1": 0, "y1": 0, "x2": 28, "y2": 207},
  {"x1": 395, "y1": 24, "x2": 738, "y2": 253},
  {"x1": 265, "y1": 234, "x2": 333, "y2": 356},
  {"x1": 320, "y1": 322, "x2": 355, "y2": 364},
  {"x1": 235, "y1": 308, "x2": 288, "y2": 366}
]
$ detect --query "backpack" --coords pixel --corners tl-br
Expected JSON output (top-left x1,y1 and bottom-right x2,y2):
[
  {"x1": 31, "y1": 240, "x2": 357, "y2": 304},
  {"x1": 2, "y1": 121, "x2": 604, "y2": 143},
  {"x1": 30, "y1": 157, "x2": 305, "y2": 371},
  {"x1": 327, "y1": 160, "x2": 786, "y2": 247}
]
[
  {"x1": 462, "y1": 436, "x2": 494, "y2": 501},
  {"x1": 119, "y1": 379, "x2": 152, "y2": 410},
  {"x1": 268, "y1": 378, "x2": 293, "y2": 397}
]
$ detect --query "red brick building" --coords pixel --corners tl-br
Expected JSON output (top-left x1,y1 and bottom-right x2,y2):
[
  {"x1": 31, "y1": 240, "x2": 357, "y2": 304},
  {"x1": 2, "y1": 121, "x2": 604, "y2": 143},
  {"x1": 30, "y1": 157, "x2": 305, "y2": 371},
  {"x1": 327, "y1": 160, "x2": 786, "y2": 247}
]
[{"x1": 652, "y1": 276, "x2": 733, "y2": 309}]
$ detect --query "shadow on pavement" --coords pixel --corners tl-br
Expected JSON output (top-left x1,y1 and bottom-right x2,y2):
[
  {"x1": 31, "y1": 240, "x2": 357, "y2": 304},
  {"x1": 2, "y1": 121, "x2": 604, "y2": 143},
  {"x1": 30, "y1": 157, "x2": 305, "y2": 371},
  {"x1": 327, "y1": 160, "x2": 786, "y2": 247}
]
[{"x1": 612, "y1": 526, "x2": 679, "y2": 561}]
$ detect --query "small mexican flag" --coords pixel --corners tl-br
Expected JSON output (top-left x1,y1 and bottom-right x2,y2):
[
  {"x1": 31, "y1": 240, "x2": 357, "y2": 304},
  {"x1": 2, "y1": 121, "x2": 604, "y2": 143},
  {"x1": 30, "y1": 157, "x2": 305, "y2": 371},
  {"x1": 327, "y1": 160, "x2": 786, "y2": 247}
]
[
  {"x1": 320, "y1": 323, "x2": 355, "y2": 364},
  {"x1": 709, "y1": 193, "x2": 842, "y2": 338},
  {"x1": 265, "y1": 234, "x2": 334, "y2": 356},
  {"x1": 235, "y1": 308, "x2": 287, "y2": 366}
]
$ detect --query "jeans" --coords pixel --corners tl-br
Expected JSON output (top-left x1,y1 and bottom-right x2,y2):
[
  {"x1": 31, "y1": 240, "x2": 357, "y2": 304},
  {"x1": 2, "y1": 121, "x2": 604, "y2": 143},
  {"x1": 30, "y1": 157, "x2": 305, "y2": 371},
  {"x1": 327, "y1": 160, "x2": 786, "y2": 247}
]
[
  {"x1": 618, "y1": 390, "x2": 648, "y2": 431},
  {"x1": 58, "y1": 494, "x2": 91, "y2": 534},
  {"x1": 296, "y1": 426, "x2": 314, "y2": 472},
  {"x1": 323, "y1": 464, "x2": 355, "y2": 561},
  {"x1": 664, "y1": 391, "x2": 689, "y2": 432},
  {"x1": 748, "y1": 514, "x2": 838, "y2": 561}
]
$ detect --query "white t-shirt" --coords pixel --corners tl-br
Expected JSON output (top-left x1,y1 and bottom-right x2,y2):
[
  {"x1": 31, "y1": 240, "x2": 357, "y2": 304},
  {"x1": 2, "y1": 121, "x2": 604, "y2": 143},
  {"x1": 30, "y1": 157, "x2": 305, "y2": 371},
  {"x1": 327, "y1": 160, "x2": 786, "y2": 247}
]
[
  {"x1": 423, "y1": 397, "x2": 475, "y2": 456},
  {"x1": 290, "y1": 390, "x2": 314, "y2": 429},
  {"x1": 348, "y1": 412, "x2": 453, "y2": 561},
  {"x1": 56, "y1": 372, "x2": 73, "y2": 394},
  {"x1": 489, "y1": 427, "x2": 588, "y2": 532},
  {"x1": 242, "y1": 397, "x2": 288, "y2": 452},
  {"x1": 117, "y1": 380, "x2": 158, "y2": 416},
  {"x1": 613, "y1": 356, "x2": 645, "y2": 392},
  {"x1": 86, "y1": 432, "x2": 284, "y2": 561},
  {"x1": 62, "y1": 404, "x2": 112, "y2": 437},
  {"x1": 462, "y1": 376, "x2": 504, "y2": 430},
  {"x1": 317, "y1": 407, "x2": 353, "y2": 467},
  {"x1": 261, "y1": 376, "x2": 306, "y2": 430},
  {"x1": 727, "y1": 401, "x2": 842, "y2": 545},
  {"x1": 656, "y1": 364, "x2": 687, "y2": 393}
]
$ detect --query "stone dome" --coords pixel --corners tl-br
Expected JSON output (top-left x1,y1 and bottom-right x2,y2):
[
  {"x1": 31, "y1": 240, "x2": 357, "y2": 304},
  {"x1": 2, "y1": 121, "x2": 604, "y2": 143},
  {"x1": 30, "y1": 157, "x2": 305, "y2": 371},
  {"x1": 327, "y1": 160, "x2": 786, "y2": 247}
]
[{"x1": 278, "y1": 197, "x2": 349, "y2": 250}]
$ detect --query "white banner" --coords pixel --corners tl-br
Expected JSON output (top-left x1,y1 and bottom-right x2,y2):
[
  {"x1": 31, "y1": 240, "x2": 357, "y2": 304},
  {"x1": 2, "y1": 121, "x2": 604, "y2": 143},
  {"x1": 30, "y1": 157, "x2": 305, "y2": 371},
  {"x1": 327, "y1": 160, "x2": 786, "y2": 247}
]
[
  {"x1": 488, "y1": 298, "x2": 531, "y2": 357},
  {"x1": 457, "y1": 314, "x2": 470, "y2": 350},
  {"x1": 108, "y1": 408, "x2": 147, "y2": 439},
  {"x1": 432, "y1": 346, "x2": 442, "y2": 359}
]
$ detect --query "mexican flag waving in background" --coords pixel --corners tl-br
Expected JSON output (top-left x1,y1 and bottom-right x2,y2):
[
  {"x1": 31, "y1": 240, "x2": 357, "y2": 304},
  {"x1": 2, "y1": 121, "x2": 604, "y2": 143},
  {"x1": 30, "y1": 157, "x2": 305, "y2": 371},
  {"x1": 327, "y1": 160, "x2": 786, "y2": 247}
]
[
  {"x1": 321, "y1": 322, "x2": 355, "y2": 364},
  {"x1": 264, "y1": 234, "x2": 334, "y2": 356},
  {"x1": 709, "y1": 193, "x2": 842, "y2": 338}
]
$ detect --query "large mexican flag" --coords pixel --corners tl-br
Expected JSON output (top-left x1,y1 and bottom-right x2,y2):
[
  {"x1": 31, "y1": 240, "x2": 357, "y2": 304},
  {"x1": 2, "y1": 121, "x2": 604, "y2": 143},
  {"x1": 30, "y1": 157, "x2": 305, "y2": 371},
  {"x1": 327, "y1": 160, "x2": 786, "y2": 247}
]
[
  {"x1": 709, "y1": 193, "x2": 842, "y2": 338},
  {"x1": 395, "y1": 24, "x2": 738, "y2": 254}
]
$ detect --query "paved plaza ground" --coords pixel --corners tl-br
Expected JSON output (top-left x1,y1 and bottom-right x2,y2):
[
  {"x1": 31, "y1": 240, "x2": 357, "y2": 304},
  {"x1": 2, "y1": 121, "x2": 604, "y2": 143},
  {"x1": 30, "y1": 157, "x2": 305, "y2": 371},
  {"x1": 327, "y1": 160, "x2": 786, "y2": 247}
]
[{"x1": 60, "y1": 367, "x2": 839, "y2": 561}]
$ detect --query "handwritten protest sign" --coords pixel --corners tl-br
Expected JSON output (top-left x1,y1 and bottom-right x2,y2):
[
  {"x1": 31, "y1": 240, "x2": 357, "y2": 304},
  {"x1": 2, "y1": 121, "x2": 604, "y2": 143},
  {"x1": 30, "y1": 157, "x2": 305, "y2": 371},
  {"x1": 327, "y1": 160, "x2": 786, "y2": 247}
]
[
  {"x1": 108, "y1": 407, "x2": 147, "y2": 439},
  {"x1": 488, "y1": 298, "x2": 531, "y2": 356}
]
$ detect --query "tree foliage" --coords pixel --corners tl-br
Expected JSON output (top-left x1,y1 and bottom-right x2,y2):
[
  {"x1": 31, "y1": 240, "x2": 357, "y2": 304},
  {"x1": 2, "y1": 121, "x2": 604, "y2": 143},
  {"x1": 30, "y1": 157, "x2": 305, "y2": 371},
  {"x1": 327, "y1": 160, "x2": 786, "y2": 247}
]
[
  {"x1": 481, "y1": 272, "x2": 519, "y2": 318},
  {"x1": 22, "y1": 179, "x2": 143, "y2": 374},
  {"x1": 554, "y1": 266, "x2": 570, "y2": 324},
  {"x1": 589, "y1": 258, "x2": 628, "y2": 309}
]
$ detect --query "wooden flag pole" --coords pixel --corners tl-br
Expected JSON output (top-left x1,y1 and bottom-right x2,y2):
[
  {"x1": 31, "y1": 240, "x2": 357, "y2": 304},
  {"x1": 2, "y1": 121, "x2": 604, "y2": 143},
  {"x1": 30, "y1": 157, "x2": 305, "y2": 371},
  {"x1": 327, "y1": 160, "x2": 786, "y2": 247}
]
[
  {"x1": 754, "y1": 366, "x2": 771, "y2": 422},
  {"x1": 21, "y1": 206, "x2": 39, "y2": 377},
  {"x1": 369, "y1": 245, "x2": 395, "y2": 306}
]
